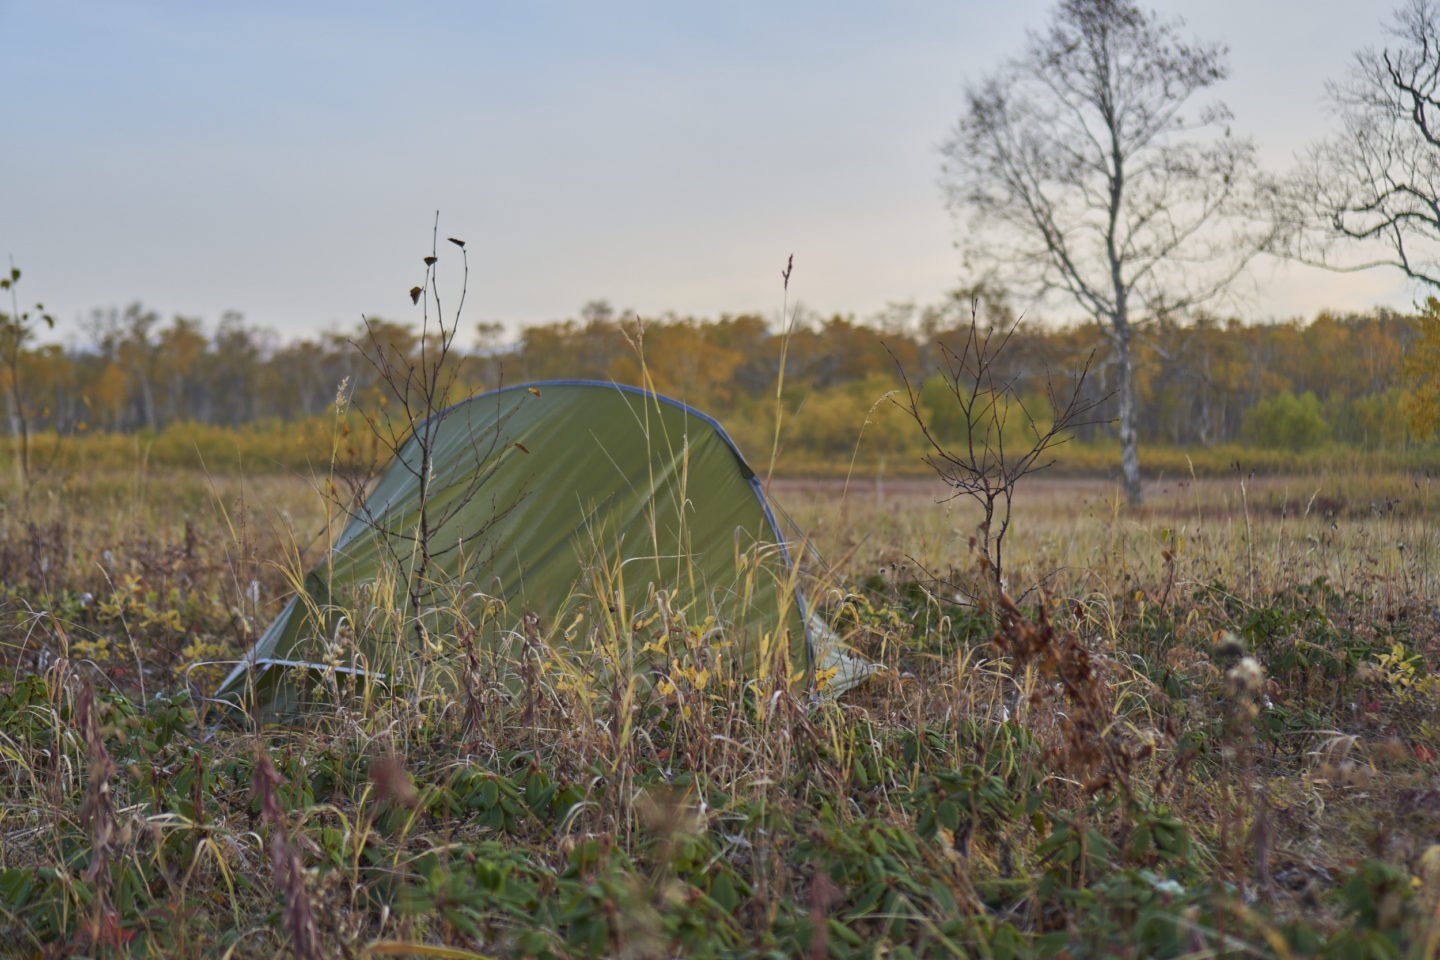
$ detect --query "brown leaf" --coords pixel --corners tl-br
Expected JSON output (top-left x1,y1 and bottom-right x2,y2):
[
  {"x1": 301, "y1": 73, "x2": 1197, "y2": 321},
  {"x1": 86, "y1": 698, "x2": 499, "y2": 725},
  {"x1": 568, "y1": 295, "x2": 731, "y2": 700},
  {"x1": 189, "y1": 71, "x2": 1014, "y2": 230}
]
[
  {"x1": 514, "y1": 442, "x2": 530, "y2": 454},
  {"x1": 447, "y1": 237, "x2": 466, "y2": 248},
  {"x1": 369, "y1": 755, "x2": 419, "y2": 809},
  {"x1": 423, "y1": 256, "x2": 437, "y2": 266},
  {"x1": 527, "y1": 386, "x2": 541, "y2": 397},
  {"x1": 408, "y1": 286, "x2": 423, "y2": 304}
]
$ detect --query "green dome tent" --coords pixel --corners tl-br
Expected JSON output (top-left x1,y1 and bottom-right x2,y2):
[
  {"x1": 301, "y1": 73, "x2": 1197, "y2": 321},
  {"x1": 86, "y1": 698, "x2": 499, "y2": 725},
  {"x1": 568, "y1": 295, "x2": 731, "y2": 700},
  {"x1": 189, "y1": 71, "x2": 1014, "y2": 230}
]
[{"x1": 215, "y1": 381, "x2": 869, "y2": 718}]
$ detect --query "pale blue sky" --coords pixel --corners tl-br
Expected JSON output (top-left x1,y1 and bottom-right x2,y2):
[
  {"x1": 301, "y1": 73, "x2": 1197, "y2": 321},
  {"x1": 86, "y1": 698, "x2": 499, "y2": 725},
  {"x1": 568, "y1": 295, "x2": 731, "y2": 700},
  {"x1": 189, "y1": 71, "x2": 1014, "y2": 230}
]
[{"x1": 1, "y1": 0, "x2": 1418, "y2": 343}]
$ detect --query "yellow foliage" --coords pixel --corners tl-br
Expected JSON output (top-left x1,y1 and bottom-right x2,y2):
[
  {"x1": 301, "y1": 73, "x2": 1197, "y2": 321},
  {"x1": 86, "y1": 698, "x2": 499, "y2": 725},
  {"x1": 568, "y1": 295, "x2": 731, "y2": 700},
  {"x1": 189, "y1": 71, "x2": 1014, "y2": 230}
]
[{"x1": 1403, "y1": 299, "x2": 1440, "y2": 439}]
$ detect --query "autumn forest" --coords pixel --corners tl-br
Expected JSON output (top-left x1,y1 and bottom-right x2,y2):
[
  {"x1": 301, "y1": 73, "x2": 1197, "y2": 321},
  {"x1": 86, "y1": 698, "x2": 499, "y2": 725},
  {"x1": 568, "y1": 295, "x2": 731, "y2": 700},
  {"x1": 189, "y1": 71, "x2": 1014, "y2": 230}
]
[{"x1": 5, "y1": 290, "x2": 1436, "y2": 476}]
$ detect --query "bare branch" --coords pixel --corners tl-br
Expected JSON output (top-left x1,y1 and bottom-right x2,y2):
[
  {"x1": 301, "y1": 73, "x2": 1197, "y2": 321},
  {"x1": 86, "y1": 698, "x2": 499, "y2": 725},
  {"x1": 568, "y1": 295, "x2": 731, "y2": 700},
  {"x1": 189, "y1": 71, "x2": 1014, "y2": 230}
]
[{"x1": 1274, "y1": 0, "x2": 1440, "y2": 292}]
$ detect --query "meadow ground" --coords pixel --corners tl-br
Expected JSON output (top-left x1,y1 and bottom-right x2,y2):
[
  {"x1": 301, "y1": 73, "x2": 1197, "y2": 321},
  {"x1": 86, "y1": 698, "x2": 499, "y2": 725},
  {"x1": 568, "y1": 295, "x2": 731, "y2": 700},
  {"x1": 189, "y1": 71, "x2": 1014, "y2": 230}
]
[{"x1": 1, "y1": 460, "x2": 1438, "y2": 958}]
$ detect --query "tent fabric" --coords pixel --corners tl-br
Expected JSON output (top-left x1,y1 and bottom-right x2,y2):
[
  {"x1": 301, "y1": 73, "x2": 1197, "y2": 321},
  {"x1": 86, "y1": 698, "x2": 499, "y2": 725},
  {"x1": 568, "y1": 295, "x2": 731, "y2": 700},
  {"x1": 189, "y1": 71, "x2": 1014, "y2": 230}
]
[{"x1": 215, "y1": 381, "x2": 868, "y2": 716}]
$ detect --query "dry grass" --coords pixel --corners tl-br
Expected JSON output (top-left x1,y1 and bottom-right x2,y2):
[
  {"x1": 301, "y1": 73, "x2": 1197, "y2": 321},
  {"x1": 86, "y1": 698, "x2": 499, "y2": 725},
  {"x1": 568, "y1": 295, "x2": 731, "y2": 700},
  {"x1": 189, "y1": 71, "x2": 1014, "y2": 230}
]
[
  {"x1": 1, "y1": 460, "x2": 1438, "y2": 958},
  {"x1": 781, "y1": 472, "x2": 1437, "y2": 606}
]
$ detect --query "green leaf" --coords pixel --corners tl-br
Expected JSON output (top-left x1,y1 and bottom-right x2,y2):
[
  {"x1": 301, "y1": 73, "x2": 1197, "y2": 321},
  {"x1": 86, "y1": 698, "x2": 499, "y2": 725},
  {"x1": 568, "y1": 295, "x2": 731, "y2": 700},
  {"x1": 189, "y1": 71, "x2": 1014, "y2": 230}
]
[
  {"x1": 710, "y1": 871, "x2": 739, "y2": 912},
  {"x1": 441, "y1": 905, "x2": 482, "y2": 939}
]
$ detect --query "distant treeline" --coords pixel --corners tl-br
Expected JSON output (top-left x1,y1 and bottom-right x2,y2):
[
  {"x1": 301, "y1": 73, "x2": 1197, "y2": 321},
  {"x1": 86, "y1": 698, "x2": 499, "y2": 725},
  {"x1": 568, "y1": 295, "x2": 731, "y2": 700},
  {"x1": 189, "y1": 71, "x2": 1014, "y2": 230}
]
[{"x1": 4, "y1": 297, "x2": 1427, "y2": 468}]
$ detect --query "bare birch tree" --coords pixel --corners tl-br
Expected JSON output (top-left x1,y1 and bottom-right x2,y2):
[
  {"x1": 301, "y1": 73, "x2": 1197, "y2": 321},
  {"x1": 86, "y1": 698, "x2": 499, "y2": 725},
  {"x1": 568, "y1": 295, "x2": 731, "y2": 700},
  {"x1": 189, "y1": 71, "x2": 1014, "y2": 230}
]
[
  {"x1": 1277, "y1": 0, "x2": 1440, "y2": 290},
  {"x1": 942, "y1": 0, "x2": 1270, "y2": 505}
]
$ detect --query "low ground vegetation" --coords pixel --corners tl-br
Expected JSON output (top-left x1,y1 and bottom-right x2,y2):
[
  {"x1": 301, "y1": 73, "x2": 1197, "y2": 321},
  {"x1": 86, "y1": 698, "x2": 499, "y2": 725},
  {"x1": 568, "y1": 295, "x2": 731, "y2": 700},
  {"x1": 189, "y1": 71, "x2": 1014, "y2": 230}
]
[
  {"x1": 10, "y1": 416, "x2": 1440, "y2": 483},
  {"x1": 0, "y1": 457, "x2": 1438, "y2": 958}
]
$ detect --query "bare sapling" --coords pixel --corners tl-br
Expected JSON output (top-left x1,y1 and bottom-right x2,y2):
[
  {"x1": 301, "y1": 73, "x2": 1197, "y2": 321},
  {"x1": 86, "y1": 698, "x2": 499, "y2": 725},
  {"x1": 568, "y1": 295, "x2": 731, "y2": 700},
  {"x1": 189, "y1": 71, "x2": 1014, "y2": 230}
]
[
  {"x1": 0, "y1": 260, "x2": 55, "y2": 512},
  {"x1": 342, "y1": 215, "x2": 514, "y2": 694},
  {"x1": 890, "y1": 305, "x2": 1107, "y2": 605}
]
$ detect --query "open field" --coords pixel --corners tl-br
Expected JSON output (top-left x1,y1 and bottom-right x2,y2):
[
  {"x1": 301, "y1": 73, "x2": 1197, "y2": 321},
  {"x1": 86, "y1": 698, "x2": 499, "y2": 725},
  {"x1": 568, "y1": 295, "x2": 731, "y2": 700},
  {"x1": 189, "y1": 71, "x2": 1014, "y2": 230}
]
[
  {"x1": 11, "y1": 418, "x2": 1440, "y2": 482},
  {"x1": 778, "y1": 473, "x2": 1436, "y2": 605},
  {"x1": 2, "y1": 461, "x2": 1439, "y2": 957}
]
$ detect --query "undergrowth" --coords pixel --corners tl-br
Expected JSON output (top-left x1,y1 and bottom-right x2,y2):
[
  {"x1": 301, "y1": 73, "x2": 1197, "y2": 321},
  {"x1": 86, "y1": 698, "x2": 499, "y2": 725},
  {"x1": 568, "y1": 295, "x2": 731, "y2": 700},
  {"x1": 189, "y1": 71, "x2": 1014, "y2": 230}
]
[{"x1": 2, "y1": 468, "x2": 1439, "y2": 958}]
